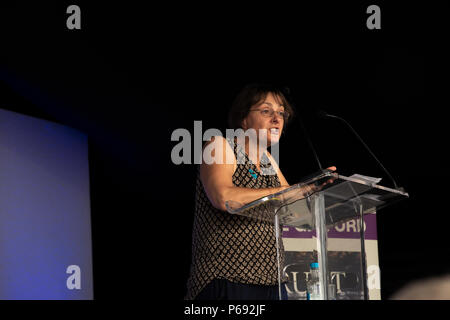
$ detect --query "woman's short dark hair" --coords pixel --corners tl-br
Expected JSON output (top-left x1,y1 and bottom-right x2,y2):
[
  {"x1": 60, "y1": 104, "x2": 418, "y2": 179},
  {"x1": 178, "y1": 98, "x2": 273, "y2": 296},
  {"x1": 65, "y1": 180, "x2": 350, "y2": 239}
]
[{"x1": 227, "y1": 83, "x2": 295, "y2": 130}]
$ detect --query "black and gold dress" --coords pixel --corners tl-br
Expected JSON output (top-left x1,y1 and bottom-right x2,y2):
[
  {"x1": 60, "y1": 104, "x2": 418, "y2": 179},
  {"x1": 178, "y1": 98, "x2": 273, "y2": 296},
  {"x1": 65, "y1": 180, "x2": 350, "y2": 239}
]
[{"x1": 185, "y1": 138, "x2": 286, "y2": 300}]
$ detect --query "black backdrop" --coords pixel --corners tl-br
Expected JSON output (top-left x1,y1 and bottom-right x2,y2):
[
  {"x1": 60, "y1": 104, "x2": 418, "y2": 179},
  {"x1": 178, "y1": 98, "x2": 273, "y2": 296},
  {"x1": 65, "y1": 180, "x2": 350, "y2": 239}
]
[{"x1": 0, "y1": 2, "x2": 449, "y2": 304}]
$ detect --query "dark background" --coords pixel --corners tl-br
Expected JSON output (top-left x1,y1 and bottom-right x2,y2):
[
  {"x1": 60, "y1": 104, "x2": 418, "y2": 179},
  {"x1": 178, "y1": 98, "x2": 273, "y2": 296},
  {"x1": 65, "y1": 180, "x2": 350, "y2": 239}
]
[{"x1": 0, "y1": 2, "x2": 449, "y2": 304}]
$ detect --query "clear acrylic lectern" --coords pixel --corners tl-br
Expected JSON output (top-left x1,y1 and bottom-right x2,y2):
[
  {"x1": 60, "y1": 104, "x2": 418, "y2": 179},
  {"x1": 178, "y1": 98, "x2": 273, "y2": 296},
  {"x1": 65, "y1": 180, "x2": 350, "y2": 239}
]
[{"x1": 225, "y1": 170, "x2": 409, "y2": 300}]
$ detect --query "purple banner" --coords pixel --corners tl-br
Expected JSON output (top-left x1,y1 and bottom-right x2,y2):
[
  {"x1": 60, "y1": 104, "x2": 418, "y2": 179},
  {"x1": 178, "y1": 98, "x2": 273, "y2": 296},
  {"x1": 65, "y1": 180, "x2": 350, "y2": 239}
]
[{"x1": 283, "y1": 213, "x2": 378, "y2": 240}]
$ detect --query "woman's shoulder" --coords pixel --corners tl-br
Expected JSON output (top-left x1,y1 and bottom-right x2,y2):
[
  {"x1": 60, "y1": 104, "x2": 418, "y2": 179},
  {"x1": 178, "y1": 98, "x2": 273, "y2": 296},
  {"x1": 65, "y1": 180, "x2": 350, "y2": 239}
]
[
  {"x1": 202, "y1": 135, "x2": 233, "y2": 150},
  {"x1": 201, "y1": 135, "x2": 237, "y2": 166}
]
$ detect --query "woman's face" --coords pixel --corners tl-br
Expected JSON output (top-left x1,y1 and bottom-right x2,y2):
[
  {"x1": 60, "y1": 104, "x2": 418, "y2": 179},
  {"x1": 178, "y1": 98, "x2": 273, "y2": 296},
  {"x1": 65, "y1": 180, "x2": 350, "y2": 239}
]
[{"x1": 241, "y1": 92, "x2": 285, "y2": 147}]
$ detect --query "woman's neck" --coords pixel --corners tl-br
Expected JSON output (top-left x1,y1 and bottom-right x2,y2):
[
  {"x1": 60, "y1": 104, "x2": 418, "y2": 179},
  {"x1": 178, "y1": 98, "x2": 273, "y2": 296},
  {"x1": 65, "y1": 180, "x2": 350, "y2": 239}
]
[{"x1": 242, "y1": 136, "x2": 268, "y2": 169}]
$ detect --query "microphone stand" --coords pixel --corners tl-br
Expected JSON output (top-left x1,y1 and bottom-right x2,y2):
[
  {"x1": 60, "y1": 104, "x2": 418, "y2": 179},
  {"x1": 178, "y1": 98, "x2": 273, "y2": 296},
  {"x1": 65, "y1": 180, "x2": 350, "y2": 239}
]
[{"x1": 319, "y1": 110, "x2": 400, "y2": 190}]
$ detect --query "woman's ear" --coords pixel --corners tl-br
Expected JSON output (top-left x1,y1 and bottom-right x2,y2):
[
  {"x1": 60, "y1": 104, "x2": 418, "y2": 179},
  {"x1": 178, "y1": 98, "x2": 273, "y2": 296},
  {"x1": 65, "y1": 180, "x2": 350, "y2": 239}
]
[{"x1": 241, "y1": 118, "x2": 247, "y2": 130}]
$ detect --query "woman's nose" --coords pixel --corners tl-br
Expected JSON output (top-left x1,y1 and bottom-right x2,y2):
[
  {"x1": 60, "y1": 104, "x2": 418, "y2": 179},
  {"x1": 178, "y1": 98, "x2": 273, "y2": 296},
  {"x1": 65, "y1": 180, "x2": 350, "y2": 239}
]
[{"x1": 271, "y1": 114, "x2": 280, "y2": 123}]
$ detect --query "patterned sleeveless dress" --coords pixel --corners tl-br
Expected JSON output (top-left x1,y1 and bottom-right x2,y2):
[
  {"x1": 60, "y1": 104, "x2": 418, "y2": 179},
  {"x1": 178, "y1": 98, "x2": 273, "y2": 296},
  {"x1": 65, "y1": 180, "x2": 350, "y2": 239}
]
[{"x1": 185, "y1": 138, "x2": 286, "y2": 300}]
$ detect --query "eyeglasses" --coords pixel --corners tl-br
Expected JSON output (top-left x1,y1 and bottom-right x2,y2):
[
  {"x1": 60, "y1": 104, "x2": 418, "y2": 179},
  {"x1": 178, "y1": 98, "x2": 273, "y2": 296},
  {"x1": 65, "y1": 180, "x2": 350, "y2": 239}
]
[{"x1": 249, "y1": 108, "x2": 290, "y2": 120}]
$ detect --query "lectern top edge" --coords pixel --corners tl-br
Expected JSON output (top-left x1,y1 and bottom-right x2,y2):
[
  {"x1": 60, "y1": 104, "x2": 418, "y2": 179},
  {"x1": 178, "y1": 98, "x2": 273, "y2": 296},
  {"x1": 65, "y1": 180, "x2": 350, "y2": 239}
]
[
  {"x1": 338, "y1": 175, "x2": 409, "y2": 198},
  {"x1": 225, "y1": 171, "x2": 409, "y2": 215}
]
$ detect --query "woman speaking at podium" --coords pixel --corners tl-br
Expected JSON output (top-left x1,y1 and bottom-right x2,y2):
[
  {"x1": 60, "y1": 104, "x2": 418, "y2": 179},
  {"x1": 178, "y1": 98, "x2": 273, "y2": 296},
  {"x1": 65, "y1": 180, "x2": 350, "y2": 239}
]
[{"x1": 185, "y1": 83, "x2": 333, "y2": 300}]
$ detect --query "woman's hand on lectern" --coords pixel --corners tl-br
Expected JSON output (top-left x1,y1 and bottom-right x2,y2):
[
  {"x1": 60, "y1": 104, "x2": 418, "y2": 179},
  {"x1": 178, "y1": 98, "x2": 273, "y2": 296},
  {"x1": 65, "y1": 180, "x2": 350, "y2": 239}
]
[
  {"x1": 323, "y1": 166, "x2": 337, "y2": 185},
  {"x1": 302, "y1": 166, "x2": 337, "y2": 196}
]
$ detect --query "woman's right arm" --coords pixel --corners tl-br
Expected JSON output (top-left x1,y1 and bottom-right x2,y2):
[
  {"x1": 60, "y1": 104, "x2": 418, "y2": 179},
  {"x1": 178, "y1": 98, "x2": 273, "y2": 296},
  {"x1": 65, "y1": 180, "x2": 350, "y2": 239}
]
[{"x1": 200, "y1": 136, "x2": 288, "y2": 212}]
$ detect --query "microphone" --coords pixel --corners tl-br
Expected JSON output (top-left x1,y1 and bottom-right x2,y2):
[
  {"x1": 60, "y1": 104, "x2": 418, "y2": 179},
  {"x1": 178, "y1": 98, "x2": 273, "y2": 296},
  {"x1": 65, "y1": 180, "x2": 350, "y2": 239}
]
[
  {"x1": 282, "y1": 86, "x2": 324, "y2": 172},
  {"x1": 295, "y1": 109, "x2": 324, "y2": 172},
  {"x1": 318, "y1": 109, "x2": 400, "y2": 190}
]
